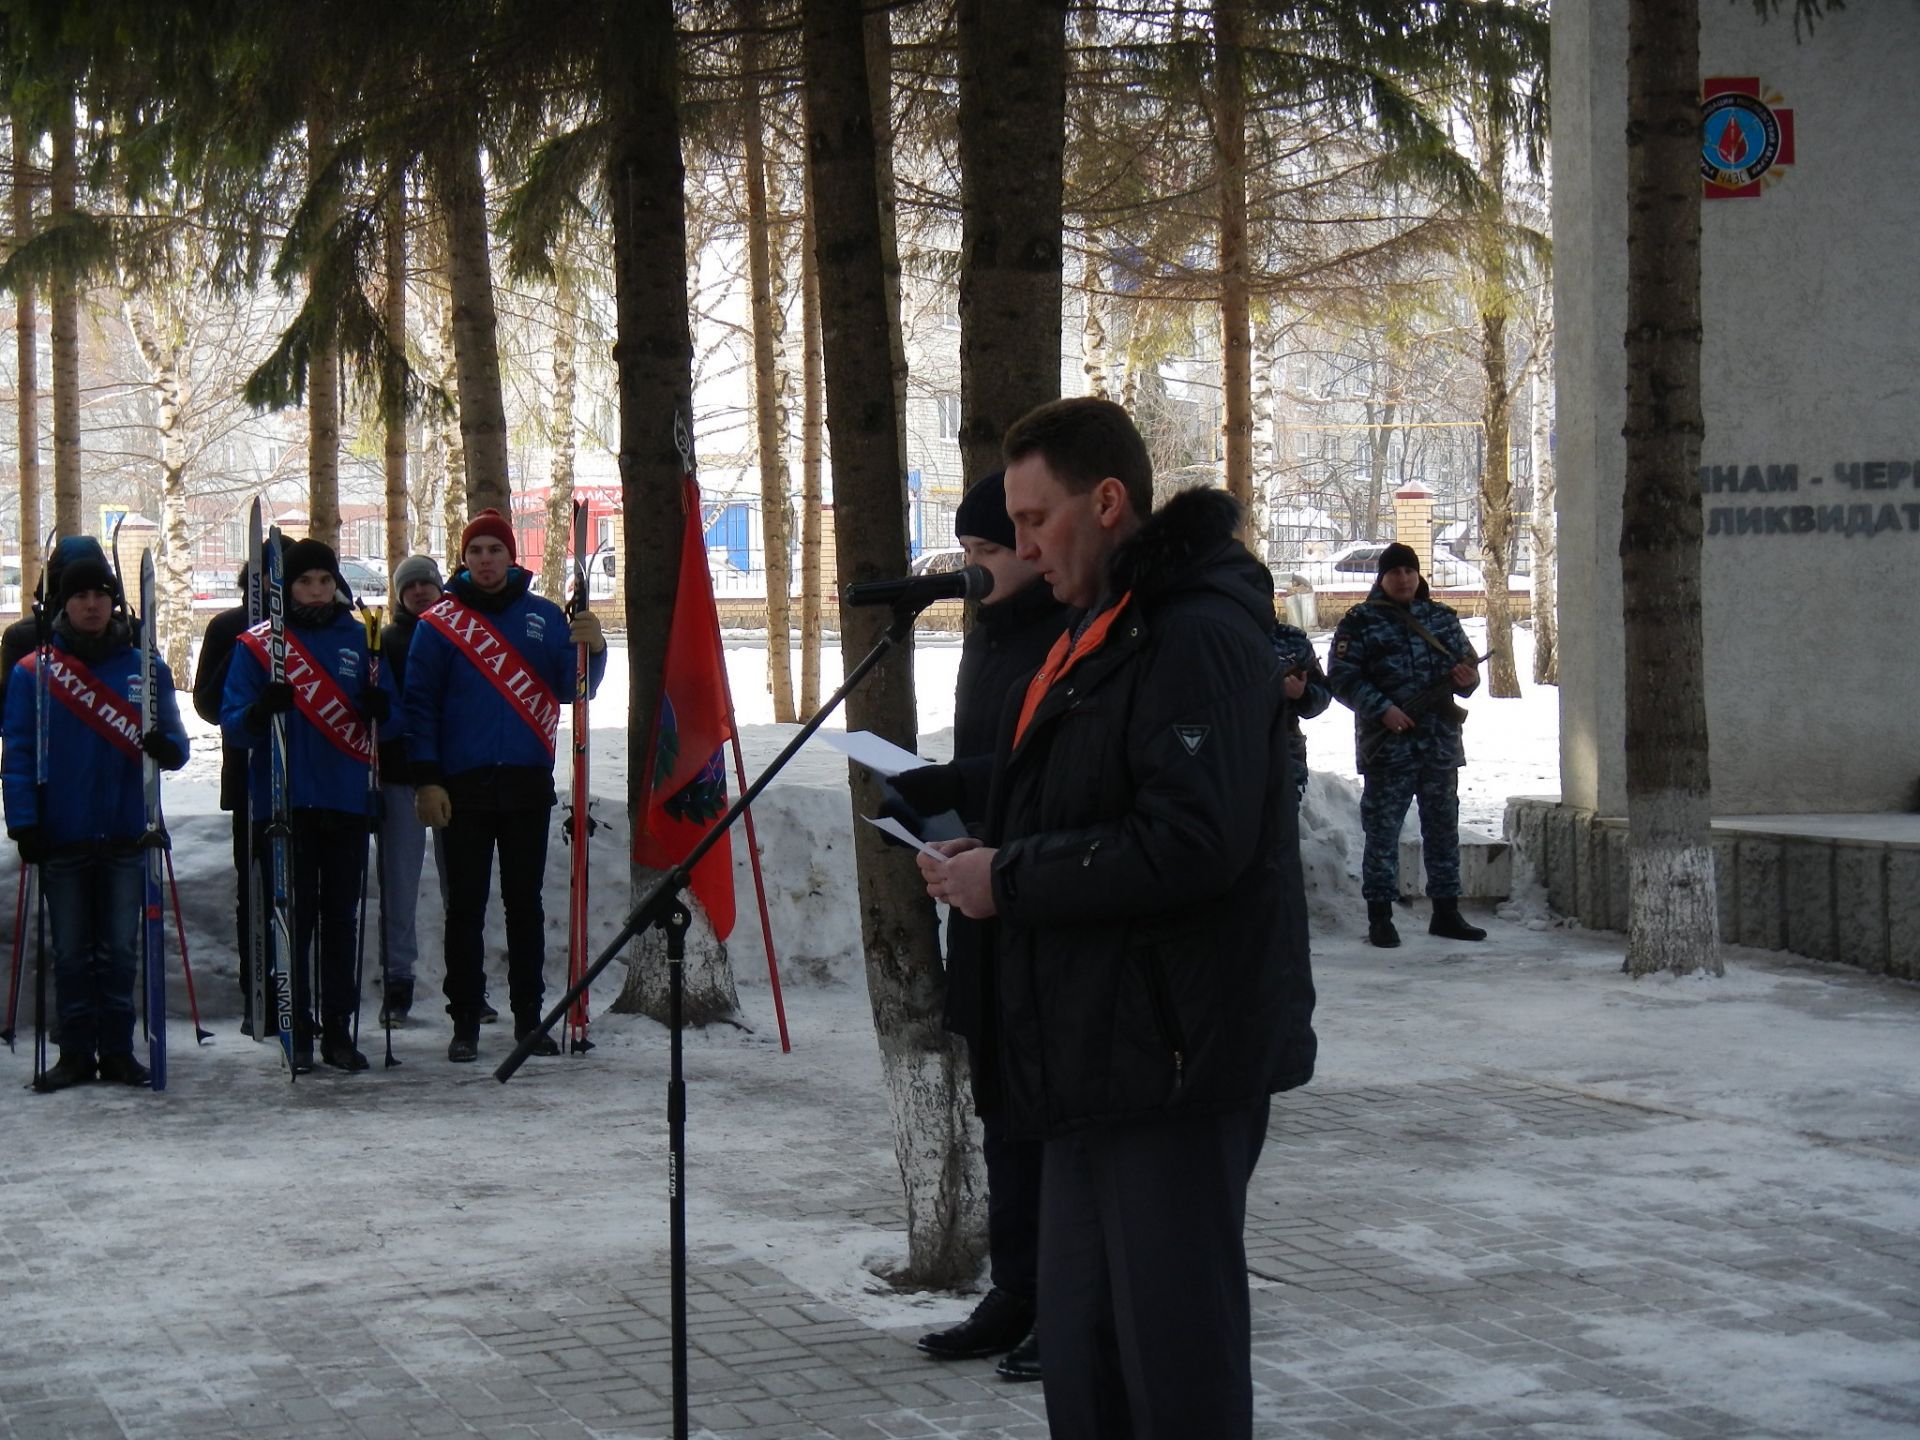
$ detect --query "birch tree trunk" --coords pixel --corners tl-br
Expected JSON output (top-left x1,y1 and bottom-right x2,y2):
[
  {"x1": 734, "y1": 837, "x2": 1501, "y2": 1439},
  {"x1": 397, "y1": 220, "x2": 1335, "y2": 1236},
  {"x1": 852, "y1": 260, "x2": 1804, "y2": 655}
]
[
  {"x1": 307, "y1": 106, "x2": 342, "y2": 551},
  {"x1": 123, "y1": 300, "x2": 193, "y2": 675},
  {"x1": 1530, "y1": 354, "x2": 1558, "y2": 684},
  {"x1": 1474, "y1": 123, "x2": 1522, "y2": 698},
  {"x1": 12, "y1": 113, "x2": 41, "y2": 609},
  {"x1": 540, "y1": 270, "x2": 578, "y2": 606},
  {"x1": 805, "y1": 0, "x2": 984, "y2": 1291},
  {"x1": 798, "y1": 202, "x2": 825, "y2": 715},
  {"x1": 383, "y1": 178, "x2": 411, "y2": 571},
  {"x1": 48, "y1": 94, "x2": 80, "y2": 540},
  {"x1": 1252, "y1": 321, "x2": 1277, "y2": 552},
  {"x1": 1623, "y1": 0, "x2": 1720, "y2": 977},
  {"x1": 606, "y1": 0, "x2": 739, "y2": 1024},
  {"x1": 436, "y1": 121, "x2": 511, "y2": 522},
  {"x1": 742, "y1": 0, "x2": 796, "y2": 721},
  {"x1": 957, "y1": 0, "x2": 1066, "y2": 483},
  {"x1": 1214, "y1": 0, "x2": 1253, "y2": 534}
]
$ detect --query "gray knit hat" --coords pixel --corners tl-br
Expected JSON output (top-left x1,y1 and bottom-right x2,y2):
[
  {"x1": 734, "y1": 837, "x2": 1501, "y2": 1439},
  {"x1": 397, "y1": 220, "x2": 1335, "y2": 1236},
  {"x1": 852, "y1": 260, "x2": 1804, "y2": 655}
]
[{"x1": 391, "y1": 553, "x2": 444, "y2": 595}]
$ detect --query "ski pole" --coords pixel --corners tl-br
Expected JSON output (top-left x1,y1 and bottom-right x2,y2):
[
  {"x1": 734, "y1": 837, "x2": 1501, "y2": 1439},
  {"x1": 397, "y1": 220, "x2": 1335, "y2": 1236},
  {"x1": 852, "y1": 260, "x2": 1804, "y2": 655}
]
[
  {"x1": 162, "y1": 851, "x2": 212, "y2": 1044},
  {"x1": 2, "y1": 866, "x2": 27, "y2": 1047},
  {"x1": 352, "y1": 603, "x2": 385, "y2": 1060}
]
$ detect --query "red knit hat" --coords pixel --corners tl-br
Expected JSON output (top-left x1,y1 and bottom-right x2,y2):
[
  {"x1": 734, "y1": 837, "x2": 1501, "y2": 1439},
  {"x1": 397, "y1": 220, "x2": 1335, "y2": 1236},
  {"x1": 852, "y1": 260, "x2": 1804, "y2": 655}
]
[{"x1": 460, "y1": 508, "x2": 517, "y2": 564}]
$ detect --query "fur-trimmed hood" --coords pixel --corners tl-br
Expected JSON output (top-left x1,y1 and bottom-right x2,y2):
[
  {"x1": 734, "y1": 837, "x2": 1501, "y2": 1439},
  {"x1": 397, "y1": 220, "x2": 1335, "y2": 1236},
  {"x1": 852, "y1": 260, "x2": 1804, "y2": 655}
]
[{"x1": 1108, "y1": 485, "x2": 1273, "y2": 625}]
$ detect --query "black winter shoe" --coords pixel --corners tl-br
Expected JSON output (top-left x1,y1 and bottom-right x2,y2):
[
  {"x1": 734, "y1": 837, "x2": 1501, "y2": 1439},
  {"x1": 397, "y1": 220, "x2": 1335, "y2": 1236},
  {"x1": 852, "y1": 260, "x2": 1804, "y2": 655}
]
[
  {"x1": 514, "y1": 1021, "x2": 561, "y2": 1058},
  {"x1": 447, "y1": 1016, "x2": 481, "y2": 1063},
  {"x1": 1429, "y1": 899, "x2": 1488, "y2": 942},
  {"x1": 97, "y1": 1052, "x2": 151, "y2": 1086},
  {"x1": 995, "y1": 1328, "x2": 1042, "y2": 1381},
  {"x1": 36, "y1": 1051, "x2": 96, "y2": 1091},
  {"x1": 917, "y1": 1288, "x2": 1035, "y2": 1360},
  {"x1": 477, "y1": 992, "x2": 498, "y2": 1025},
  {"x1": 1367, "y1": 901, "x2": 1401, "y2": 948},
  {"x1": 379, "y1": 979, "x2": 414, "y2": 1028},
  {"x1": 319, "y1": 1018, "x2": 370, "y2": 1072}
]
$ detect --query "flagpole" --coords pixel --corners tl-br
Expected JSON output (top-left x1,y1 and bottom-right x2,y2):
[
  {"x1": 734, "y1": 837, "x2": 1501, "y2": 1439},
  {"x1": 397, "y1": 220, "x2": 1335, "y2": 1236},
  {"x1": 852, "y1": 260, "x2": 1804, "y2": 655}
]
[{"x1": 717, "y1": 632, "x2": 790, "y2": 1053}]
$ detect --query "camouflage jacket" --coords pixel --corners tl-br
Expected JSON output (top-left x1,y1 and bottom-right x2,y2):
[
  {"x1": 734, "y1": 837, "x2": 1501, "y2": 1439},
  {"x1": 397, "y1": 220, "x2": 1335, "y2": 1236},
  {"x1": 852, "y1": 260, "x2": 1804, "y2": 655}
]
[
  {"x1": 1328, "y1": 582, "x2": 1477, "y2": 771},
  {"x1": 1269, "y1": 623, "x2": 1331, "y2": 780}
]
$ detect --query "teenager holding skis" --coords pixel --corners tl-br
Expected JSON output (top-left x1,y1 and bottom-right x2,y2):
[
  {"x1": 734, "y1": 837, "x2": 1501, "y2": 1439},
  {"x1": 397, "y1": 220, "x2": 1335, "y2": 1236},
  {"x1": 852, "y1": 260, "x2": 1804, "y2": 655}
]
[
  {"x1": 403, "y1": 509, "x2": 605, "y2": 1064},
  {"x1": 221, "y1": 539, "x2": 395, "y2": 1073},
  {"x1": 373, "y1": 552, "x2": 449, "y2": 1027},
  {"x1": 3, "y1": 554, "x2": 190, "y2": 1090}
]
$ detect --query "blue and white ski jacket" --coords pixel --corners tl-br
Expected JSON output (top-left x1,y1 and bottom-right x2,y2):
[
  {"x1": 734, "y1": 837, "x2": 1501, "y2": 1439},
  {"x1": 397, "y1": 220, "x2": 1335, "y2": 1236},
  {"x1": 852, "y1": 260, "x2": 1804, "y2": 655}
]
[
  {"x1": 2, "y1": 626, "x2": 189, "y2": 847},
  {"x1": 402, "y1": 569, "x2": 605, "y2": 785},
  {"x1": 221, "y1": 603, "x2": 398, "y2": 818}
]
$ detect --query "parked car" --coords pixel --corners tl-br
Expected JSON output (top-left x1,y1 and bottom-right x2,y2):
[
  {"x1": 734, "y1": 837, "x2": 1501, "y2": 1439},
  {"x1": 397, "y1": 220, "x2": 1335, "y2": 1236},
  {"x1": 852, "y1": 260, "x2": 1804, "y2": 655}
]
[
  {"x1": 909, "y1": 546, "x2": 966, "y2": 577},
  {"x1": 338, "y1": 557, "x2": 388, "y2": 604},
  {"x1": 1273, "y1": 541, "x2": 1486, "y2": 590}
]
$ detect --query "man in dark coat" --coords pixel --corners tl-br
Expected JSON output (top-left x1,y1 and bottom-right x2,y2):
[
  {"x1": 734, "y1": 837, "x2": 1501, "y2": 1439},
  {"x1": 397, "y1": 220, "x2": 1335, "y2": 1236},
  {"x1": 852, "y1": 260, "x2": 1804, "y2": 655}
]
[
  {"x1": 920, "y1": 398, "x2": 1316, "y2": 1440},
  {"x1": 892, "y1": 471, "x2": 1068, "y2": 1380}
]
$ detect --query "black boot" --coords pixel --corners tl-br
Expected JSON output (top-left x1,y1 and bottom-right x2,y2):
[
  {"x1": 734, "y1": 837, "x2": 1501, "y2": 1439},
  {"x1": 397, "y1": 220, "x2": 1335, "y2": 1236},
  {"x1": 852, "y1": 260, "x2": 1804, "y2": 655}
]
[
  {"x1": 35, "y1": 1051, "x2": 96, "y2": 1092},
  {"x1": 515, "y1": 1019, "x2": 561, "y2": 1058},
  {"x1": 1429, "y1": 899, "x2": 1487, "y2": 942},
  {"x1": 447, "y1": 1014, "x2": 481, "y2": 1063},
  {"x1": 916, "y1": 1288, "x2": 1034, "y2": 1360},
  {"x1": 96, "y1": 1052, "x2": 151, "y2": 1086},
  {"x1": 320, "y1": 1016, "x2": 370, "y2": 1072},
  {"x1": 995, "y1": 1327, "x2": 1042, "y2": 1381},
  {"x1": 380, "y1": 978, "x2": 414, "y2": 1028},
  {"x1": 1367, "y1": 901, "x2": 1401, "y2": 948}
]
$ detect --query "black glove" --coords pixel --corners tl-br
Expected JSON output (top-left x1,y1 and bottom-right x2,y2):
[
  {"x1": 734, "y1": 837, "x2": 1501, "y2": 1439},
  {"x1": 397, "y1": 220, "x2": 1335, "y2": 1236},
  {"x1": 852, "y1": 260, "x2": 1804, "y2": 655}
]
[
  {"x1": 357, "y1": 686, "x2": 391, "y2": 725},
  {"x1": 140, "y1": 730, "x2": 187, "y2": 770},
  {"x1": 245, "y1": 680, "x2": 296, "y2": 732},
  {"x1": 888, "y1": 763, "x2": 962, "y2": 818},
  {"x1": 10, "y1": 826, "x2": 48, "y2": 866}
]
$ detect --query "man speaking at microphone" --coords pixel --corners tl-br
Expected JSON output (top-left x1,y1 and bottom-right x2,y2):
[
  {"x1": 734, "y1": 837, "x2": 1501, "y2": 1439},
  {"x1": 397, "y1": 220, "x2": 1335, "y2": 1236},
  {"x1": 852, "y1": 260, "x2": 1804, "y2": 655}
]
[{"x1": 916, "y1": 398, "x2": 1315, "y2": 1439}]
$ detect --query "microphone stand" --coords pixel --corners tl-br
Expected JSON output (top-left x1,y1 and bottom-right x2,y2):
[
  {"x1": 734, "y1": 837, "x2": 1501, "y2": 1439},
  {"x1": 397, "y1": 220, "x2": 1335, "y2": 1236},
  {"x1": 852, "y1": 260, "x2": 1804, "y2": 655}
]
[{"x1": 496, "y1": 595, "x2": 926, "y2": 1440}]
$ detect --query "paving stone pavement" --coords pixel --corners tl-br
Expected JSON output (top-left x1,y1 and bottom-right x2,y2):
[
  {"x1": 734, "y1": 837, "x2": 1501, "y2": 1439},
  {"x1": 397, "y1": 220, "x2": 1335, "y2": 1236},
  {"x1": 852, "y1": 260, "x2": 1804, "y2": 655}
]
[{"x1": 4, "y1": 1072, "x2": 1917, "y2": 1440}]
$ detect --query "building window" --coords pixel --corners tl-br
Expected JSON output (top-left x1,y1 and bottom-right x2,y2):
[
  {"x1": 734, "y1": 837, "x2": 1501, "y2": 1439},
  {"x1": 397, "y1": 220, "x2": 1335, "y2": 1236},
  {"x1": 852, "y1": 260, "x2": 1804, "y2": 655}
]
[
  {"x1": 942, "y1": 289, "x2": 961, "y2": 330},
  {"x1": 936, "y1": 393, "x2": 962, "y2": 442}
]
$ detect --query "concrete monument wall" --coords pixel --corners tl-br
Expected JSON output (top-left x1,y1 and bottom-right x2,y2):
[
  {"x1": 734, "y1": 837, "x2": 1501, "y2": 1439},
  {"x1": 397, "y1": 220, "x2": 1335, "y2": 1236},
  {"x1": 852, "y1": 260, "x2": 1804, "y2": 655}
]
[{"x1": 1553, "y1": 0, "x2": 1920, "y2": 816}]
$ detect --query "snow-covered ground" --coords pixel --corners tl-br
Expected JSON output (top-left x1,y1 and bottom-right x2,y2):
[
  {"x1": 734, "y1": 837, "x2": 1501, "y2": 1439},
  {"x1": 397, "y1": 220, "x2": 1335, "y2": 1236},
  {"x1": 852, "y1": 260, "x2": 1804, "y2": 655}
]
[{"x1": 5, "y1": 617, "x2": 1920, "y2": 1438}]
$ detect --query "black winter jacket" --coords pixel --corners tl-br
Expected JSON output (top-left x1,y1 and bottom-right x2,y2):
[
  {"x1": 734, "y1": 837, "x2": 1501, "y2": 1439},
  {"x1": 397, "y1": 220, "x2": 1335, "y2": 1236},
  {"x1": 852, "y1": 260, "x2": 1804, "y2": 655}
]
[
  {"x1": 982, "y1": 488, "x2": 1316, "y2": 1138},
  {"x1": 192, "y1": 602, "x2": 253, "y2": 812}
]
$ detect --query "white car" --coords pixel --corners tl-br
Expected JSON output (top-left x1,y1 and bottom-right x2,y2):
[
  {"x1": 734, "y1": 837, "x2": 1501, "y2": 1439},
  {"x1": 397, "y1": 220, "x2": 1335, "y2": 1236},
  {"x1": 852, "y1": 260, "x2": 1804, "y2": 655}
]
[{"x1": 1274, "y1": 542, "x2": 1487, "y2": 589}]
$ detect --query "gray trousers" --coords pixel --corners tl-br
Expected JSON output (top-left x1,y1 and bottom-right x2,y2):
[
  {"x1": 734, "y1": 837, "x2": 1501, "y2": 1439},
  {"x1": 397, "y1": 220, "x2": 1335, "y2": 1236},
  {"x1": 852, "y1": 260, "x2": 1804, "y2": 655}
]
[{"x1": 377, "y1": 782, "x2": 447, "y2": 984}]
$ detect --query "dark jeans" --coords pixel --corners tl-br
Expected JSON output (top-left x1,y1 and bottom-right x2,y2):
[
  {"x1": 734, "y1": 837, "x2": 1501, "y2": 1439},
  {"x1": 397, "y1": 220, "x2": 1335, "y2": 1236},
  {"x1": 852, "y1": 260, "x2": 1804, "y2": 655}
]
[
  {"x1": 1037, "y1": 1098, "x2": 1270, "y2": 1440},
  {"x1": 43, "y1": 850, "x2": 142, "y2": 1060},
  {"x1": 968, "y1": 1037, "x2": 1042, "y2": 1303},
  {"x1": 257, "y1": 811, "x2": 368, "y2": 1026},
  {"x1": 441, "y1": 808, "x2": 550, "y2": 1024}
]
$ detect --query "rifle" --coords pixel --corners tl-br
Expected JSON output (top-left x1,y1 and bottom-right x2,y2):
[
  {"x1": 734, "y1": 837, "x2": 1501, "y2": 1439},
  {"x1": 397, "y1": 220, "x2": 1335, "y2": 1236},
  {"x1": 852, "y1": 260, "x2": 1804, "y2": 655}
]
[{"x1": 1358, "y1": 648, "x2": 1494, "y2": 767}]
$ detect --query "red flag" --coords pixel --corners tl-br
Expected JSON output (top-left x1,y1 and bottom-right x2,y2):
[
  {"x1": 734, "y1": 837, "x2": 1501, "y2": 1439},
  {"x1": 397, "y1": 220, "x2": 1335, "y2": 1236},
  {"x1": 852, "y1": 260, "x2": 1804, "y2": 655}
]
[{"x1": 634, "y1": 476, "x2": 736, "y2": 938}]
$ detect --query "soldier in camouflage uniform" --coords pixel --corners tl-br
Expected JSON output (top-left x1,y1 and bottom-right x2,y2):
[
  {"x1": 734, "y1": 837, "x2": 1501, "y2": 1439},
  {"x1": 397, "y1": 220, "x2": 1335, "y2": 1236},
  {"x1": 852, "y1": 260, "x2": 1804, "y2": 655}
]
[
  {"x1": 1270, "y1": 623, "x2": 1331, "y2": 798},
  {"x1": 1328, "y1": 543, "x2": 1487, "y2": 947}
]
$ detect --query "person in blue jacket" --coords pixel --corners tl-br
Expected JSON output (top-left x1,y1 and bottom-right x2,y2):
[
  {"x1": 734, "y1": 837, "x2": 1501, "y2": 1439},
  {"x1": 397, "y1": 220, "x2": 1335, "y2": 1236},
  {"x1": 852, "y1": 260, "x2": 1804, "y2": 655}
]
[
  {"x1": 403, "y1": 509, "x2": 605, "y2": 1064},
  {"x1": 3, "y1": 553, "x2": 189, "y2": 1091},
  {"x1": 221, "y1": 538, "x2": 395, "y2": 1073}
]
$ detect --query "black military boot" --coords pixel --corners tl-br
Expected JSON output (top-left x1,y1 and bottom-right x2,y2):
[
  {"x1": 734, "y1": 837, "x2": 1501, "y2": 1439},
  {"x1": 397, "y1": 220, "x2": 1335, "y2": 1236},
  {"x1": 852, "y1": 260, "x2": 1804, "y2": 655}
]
[
  {"x1": 447, "y1": 1013, "x2": 481, "y2": 1063},
  {"x1": 320, "y1": 1016, "x2": 370, "y2": 1072},
  {"x1": 1367, "y1": 901, "x2": 1401, "y2": 948},
  {"x1": 1429, "y1": 899, "x2": 1487, "y2": 942},
  {"x1": 917, "y1": 1288, "x2": 1034, "y2": 1360},
  {"x1": 96, "y1": 1052, "x2": 151, "y2": 1086}
]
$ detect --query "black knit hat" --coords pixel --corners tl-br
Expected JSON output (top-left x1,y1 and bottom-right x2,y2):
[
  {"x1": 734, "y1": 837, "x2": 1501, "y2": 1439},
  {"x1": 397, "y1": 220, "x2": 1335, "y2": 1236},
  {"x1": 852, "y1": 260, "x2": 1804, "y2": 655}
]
[
  {"x1": 56, "y1": 555, "x2": 120, "y2": 608},
  {"x1": 954, "y1": 470, "x2": 1015, "y2": 550},
  {"x1": 1376, "y1": 542, "x2": 1421, "y2": 575},
  {"x1": 281, "y1": 537, "x2": 345, "y2": 595}
]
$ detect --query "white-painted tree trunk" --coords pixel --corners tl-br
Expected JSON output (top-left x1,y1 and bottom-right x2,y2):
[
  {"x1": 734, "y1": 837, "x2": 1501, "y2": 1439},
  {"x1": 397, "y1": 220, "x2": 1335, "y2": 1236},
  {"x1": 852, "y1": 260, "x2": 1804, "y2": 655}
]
[
  {"x1": 1626, "y1": 798, "x2": 1722, "y2": 977},
  {"x1": 1529, "y1": 360, "x2": 1558, "y2": 684},
  {"x1": 874, "y1": 1042, "x2": 986, "y2": 1287}
]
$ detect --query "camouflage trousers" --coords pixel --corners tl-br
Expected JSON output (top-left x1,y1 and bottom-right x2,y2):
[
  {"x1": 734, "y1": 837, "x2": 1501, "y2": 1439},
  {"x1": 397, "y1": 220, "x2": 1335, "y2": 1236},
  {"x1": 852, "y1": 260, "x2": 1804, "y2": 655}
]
[{"x1": 1359, "y1": 763, "x2": 1462, "y2": 902}]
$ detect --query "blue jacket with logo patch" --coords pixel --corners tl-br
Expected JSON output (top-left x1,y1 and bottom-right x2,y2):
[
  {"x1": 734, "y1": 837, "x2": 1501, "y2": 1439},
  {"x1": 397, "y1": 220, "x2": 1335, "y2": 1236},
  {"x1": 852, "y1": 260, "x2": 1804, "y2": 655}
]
[
  {"x1": 220, "y1": 603, "x2": 393, "y2": 817},
  {"x1": 3, "y1": 620, "x2": 189, "y2": 848},
  {"x1": 402, "y1": 569, "x2": 604, "y2": 802},
  {"x1": 1328, "y1": 581, "x2": 1477, "y2": 771}
]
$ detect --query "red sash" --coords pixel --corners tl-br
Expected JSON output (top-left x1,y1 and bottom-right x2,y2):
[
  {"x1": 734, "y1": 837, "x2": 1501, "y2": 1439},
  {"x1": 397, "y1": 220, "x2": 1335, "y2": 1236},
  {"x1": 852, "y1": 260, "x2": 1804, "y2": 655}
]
[
  {"x1": 19, "y1": 650, "x2": 143, "y2": 760},
  {"x1": 237, "y1": 624, "x2": 373, "y2": 763},
  {"x1": 419, "y1": 597, "x2": 561, "y2": 757}
]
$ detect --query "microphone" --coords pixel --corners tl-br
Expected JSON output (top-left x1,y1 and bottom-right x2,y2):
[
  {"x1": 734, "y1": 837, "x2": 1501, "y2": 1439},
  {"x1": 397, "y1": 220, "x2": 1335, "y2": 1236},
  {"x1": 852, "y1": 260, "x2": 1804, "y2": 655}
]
[{"x1": 844, "y1": 565, "x2": 995, "y2": 609}]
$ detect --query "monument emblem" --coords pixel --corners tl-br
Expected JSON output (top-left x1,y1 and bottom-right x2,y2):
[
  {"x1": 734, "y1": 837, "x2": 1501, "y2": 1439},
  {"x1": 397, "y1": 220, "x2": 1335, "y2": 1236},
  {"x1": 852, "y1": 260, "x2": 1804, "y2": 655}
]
[{"x1": 1702, "y1": 77, "x2": 1795, "y2": 198}]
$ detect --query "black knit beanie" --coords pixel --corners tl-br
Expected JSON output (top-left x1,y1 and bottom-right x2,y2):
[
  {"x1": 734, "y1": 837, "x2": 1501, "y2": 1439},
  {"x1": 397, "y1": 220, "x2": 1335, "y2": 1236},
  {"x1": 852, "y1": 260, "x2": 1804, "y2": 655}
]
[
  {"x1": 1376, "y1": 542, "x2": 1421, "y2": 575},
  {"x1": 954, "y1": 470, "x2": 1016, "y2": 550}
]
